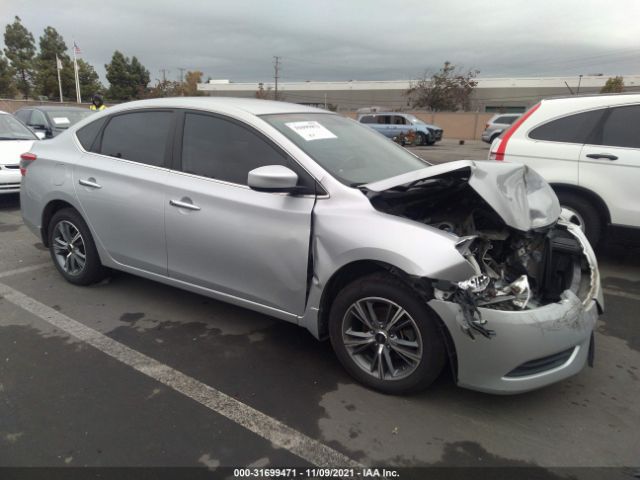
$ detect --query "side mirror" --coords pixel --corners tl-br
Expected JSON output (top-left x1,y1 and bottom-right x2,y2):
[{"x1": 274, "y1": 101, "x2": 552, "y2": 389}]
[
  {"x1": 35, "y1": 131, "x2": 45, "y2": 140},
  {"x1": 248, "y1": 165, "x2": 299, "y2": 193}
]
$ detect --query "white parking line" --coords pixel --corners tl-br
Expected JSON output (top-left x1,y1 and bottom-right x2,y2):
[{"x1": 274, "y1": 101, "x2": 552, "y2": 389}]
[
  {"x1": 0, "y1": 262, "x2": 50, "y2": 279},
  {"x1": 602, "y1": 288, "x2": 640, "y2": 302},
  {"x1": 0, "y1": 281, "x2": 361, "y2": 468}
]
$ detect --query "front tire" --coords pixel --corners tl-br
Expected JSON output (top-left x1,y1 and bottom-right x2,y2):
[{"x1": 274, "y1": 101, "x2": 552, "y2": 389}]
[
  {"x1": 415, "y1": 132, "x2": 427, "y2": 146},
  {"x1": 329, "y1": 273, "x2": 446, "y2": 394},
  {"x1": 48, "y1": 208, "x2": 107, "y2": 285},
  {"x1": 555, "y1": 191, "x2": 603, "y2": 247}
]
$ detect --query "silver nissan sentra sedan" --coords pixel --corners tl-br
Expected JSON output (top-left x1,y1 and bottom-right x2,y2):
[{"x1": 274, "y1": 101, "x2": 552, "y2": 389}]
[{"x1": 20, "y1": 98, "x2": 603, "y2": 395}]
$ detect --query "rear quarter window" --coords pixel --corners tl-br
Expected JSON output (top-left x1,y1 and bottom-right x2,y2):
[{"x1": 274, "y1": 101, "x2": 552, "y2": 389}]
[
  {"x1": 76, "y1": 117, "x2": 107, "y2": 152},
  {"x1": 528, "y1": 109, "x2": 603, "y2": 144}
]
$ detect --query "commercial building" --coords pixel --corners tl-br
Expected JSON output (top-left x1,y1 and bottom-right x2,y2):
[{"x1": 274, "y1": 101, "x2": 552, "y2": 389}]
[{"x1": 197, "y1": 75, "x2": 640, "y2": 112}]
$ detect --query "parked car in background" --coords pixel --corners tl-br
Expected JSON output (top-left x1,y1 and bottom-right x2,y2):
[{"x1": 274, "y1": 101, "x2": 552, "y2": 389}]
[
  {"x1": 481, "y1": 113, "x2": 521, "y2": 144},
  {"x1": 14, "y1": 106, "x2": 93, "y2": 139},
  {"x1": 21, "y1": 98, "x2": 601, "y2": 395},
  {"x1": 489, "y1": 93, "x2": 640, "y2": 247},
  {"x1": 358, "y1": 112, "x2": 443, "y2": 146},
  {"x1": 0, "y1": 111, "x2": 40, "y2": 194}
]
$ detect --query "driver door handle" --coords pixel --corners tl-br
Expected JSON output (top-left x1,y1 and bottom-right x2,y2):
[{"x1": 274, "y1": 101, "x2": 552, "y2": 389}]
[
  {"x1": 79, "y1": 178, "x2": 102, "y2": 189},
  {"x1": 169, "y1": 199, "x2": 201, "y2": 211},
  {"x1": 586, "y1": 153, "x2": 618, "y2": 161}
]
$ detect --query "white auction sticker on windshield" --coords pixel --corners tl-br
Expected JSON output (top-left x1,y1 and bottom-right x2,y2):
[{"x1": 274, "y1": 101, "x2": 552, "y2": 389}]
[
  {"x1": 52, "y1": 117, "x2": 70, "y2": 125},
  {"x1": 285, "y1": 121, "x2": 337, "y2": 141}
]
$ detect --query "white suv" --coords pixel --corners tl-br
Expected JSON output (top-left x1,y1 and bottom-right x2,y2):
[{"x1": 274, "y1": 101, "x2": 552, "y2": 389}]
[{"x1": 489, "y1": 93, "x2": 640, "y2": 246}]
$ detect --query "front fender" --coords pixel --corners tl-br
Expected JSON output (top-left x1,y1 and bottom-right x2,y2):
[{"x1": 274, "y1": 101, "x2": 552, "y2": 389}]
[{"x1": 300, "y1": 200, "x2": 475, "y2": 337}]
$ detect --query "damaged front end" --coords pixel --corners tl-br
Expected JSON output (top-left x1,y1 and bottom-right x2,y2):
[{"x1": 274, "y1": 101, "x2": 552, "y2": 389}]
[{"x1": 362, "y1": 160, "x2": 602, "y2": 393}]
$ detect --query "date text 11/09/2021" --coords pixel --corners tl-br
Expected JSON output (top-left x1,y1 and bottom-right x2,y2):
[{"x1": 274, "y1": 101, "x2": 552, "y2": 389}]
[{"x1": 233, "y1": 468, "x2": 399, "y2": 478}]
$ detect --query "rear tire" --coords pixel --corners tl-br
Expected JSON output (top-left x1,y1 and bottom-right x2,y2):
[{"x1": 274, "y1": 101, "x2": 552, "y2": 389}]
[
  {"x1": 48, "y1": 208, "x2": 107, "y2": 285},
  {"x1": 556, "y1": 191, "x2": 603, "y2": 247},
  {"x1": 329, "y1": 272, "x2": 446, "y2": 394}
]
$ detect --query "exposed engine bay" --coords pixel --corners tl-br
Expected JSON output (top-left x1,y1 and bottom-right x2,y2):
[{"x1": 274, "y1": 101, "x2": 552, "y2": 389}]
[{"x1": 363, "y1": 167, "x2": 592, "y2": 339}]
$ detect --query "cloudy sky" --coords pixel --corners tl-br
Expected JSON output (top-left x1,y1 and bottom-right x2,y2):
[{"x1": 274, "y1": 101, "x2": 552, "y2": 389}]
[{"x1": 2, "y1": 0, "x2": 640, "y2": 85}]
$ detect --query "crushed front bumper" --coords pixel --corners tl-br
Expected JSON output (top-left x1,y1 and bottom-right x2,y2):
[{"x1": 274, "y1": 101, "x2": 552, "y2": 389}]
[{"x1": 429, "y1": 223, "x2": 602, "y2": 394}]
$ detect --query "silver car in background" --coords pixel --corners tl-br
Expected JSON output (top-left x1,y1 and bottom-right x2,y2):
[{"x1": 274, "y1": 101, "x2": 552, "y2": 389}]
[
  {"x1": 481, "y1": 113, "x2": 521, "y2": 144},
  {"x1": 20, "y1": 98, "x2": 602, "y2": 394}
]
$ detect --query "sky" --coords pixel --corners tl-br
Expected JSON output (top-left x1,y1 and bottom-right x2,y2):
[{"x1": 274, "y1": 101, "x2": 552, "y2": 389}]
[{"x1": 2, "y1": 0, "x2": 640, "y2": 85}]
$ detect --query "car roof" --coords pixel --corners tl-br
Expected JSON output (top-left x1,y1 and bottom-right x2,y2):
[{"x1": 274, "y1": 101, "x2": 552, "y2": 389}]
[
  {"x1": 25, "y1": 105, "x2": 90, "y2": 112},
  {"x1": 101, "y1": 97, "x2": 331, "y2": 117},
  {"x1": 541, "y1": 92, "x2": 640, "y2": 109},
  {"x1": 358, "y1": 112, "x2": 409, "y2": 116}
]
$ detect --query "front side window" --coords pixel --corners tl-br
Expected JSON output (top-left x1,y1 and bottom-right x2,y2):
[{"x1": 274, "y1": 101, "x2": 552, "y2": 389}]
[
  {"x1": 599, "y1": 105, "x2": 640, "y2": 148},
  {"x1": 181, "y1": 112, "x2": 302, "y2": 186},
  {"x1": 262, "y1": 113, "x2": 428, "y2": 185},
  {"x1": 529, "y1": 109, "x2": 603, "y2": 144},
  {"x1": 393, "y1": 116, "x2": 407, "y2": 125},
  {"x1": 100, "y1": 111, "x2": 173, "y2": 166},
  {"x1": 29, "y1": 110, "x2": 48, "y2": 127}
]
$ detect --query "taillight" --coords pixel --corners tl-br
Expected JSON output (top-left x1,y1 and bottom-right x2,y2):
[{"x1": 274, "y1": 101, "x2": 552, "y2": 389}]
[
  {"x1": 492, "y1": 103, "x2": 541, "y2": 161},
  {"x1": 20, "y1": 152, "x2": 37, "y2": 176},
  {"x1": 485, "y1": 123, "x2": 490, "y2": 129}
]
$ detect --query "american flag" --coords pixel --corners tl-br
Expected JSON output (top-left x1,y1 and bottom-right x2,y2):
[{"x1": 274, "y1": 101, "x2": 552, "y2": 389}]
[{"x1": 73, "y1": 42, "x2": 81, "y2": 56}]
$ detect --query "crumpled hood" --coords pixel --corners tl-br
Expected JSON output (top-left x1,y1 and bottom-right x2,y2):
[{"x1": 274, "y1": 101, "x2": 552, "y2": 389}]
[{"x1": 363, "y1": 160, "x2": 561, "y2": 231}]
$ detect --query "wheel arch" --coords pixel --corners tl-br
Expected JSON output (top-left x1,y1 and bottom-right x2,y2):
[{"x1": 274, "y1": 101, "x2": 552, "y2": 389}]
[
  {"x1": 41, "y1": 199, "x2": 81, "y2": 247},
  {"x1": 551, "y1": 183, "x2": 611, "y2": 225},
  {"x1": 316, "y1": 259, "x2": 458, "y2": 379}
]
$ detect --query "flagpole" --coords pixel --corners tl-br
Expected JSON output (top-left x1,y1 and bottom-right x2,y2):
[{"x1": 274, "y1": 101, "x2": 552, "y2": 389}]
[
  {"x1": 72, "y1": 44, "x2": 81, "y2": 103},
  {"x1": 56, "y1": 55, "x2": 63, "y2": 103}
]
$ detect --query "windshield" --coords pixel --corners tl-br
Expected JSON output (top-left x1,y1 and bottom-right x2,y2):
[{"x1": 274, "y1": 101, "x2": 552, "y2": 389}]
[
  {"x1": 45, "y1": 110, "x2": 93, "y2": 129},
  {"x1": 0, "y1": 114, "x2": 37, "y2": 140},
  {"x1": 262, "y1": 113, "x2": 429, "y2": 185}
]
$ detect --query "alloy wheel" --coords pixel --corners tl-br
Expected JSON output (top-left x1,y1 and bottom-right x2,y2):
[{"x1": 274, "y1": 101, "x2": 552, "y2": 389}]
[
  {"x1": 52, "y1": 220, "x2": 87, "y2": 276},
  {"x1": 342, "y1": 297, "x2": 423, "y2": 381}
]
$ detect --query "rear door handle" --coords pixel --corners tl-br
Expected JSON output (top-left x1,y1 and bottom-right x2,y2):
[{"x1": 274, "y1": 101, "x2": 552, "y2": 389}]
[
  {"x1": 79, "y1": 178, "x2": 102, "y2": 189},
  {"x1": 586, "y1": 153, "x2": 618, "y2": 161},
  {"x1": 169, "y1": 199, "x2": 201, "y2": 211}
]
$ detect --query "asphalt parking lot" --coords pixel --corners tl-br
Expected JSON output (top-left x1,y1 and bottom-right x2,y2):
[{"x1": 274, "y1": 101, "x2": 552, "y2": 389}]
[{"x1": 1, "y1": 141, "x2": 639, "y2": 476}]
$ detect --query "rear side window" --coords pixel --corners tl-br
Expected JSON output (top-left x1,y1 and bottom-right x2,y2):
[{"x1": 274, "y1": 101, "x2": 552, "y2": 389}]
[
  {"x1": 494, "y1": 115, "x2": 517, "y2": 125},
  {"x1": 599, "y1": 105, "x2": 640, "y2": 148},
  {"x1": 100, "y1": 111, "x2": 173, "y2": 167},
  {"x1": 529, "y1": 109, "x2": 603, "y2": 144},
  {"x1": 76, "y1": 117, "x2": 107, "y2": 152},
  {"x1": 15, "y1": 110, "x2": 30, "y2": 124}
]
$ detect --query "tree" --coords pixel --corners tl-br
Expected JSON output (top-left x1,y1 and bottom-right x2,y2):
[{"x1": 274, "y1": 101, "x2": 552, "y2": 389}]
[
  {"x1": 145, "y1": 79, "x2": 182, "y2": 98},
  {"x1": 0, "y1": 51, "x2": 16, "y2": 97},
  {"x1": 105, "y1": 50, "x2": 150, "y2": 100},
  {"x1": 77, "y1": 59, "x2": 103, "y2": 100},
  {"x1": 407, "y1": 61, "x2": 479, "y2": 111},
  {"x1": 256, "y1": 82, "x2": 272, "y2": 99},
  {"x1": 600, "y1": 76, "x2": 624, "y2": 94},
  {"x1": 3, "y1": 16, "x2": 36, "y2": 99},
  {"x1": 183, "y1": 70, "x2": 204, "y2": 96},
  {"x1": 34, "y1": 26, "x2": 74, "y2": 100},
  {"x1": 129, "y1": 56, "x2": 150, "y2": 98}
]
